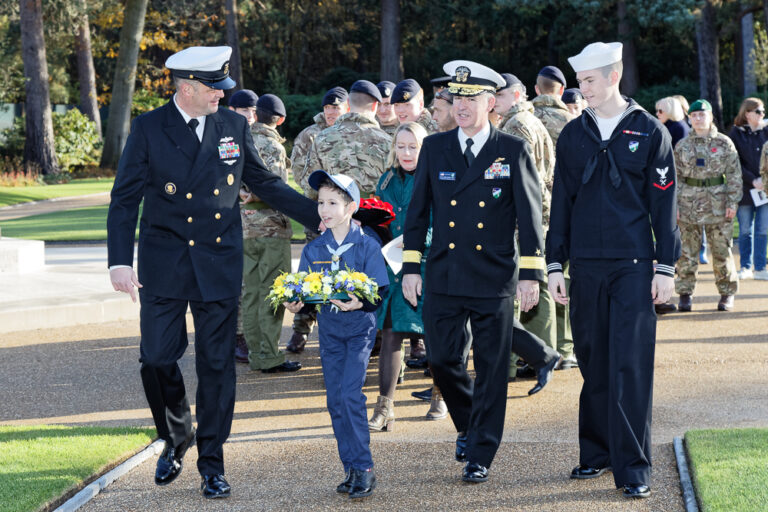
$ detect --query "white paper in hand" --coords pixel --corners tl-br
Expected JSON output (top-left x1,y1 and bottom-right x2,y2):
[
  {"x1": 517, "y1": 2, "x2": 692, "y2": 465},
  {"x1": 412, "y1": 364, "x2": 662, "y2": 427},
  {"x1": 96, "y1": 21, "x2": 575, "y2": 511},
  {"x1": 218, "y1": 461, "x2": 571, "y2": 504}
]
[
  {"x1": 751, "y1": 188, "x2": 768, "y2": 207},
  {"x1": 382, "y1": 235, "x2": 404, "y2": 275}
]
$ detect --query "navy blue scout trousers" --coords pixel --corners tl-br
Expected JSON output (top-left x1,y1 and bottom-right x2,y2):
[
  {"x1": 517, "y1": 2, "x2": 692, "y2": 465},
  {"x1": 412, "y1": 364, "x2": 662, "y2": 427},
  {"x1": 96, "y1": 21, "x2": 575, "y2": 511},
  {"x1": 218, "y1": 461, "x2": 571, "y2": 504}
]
[
  {"x1": 139, "y1": 292, "x2": 237, "y2": 476},
  {"x1": 569, "y1": 258, "x2": 656, "y2": 487}
]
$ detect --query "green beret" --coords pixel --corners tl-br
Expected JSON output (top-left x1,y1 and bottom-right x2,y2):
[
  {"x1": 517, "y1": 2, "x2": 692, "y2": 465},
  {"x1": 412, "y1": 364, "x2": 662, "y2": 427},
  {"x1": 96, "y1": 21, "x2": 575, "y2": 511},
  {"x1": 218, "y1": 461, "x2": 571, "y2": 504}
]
[{"x1": 688, "y1": 99, "x2": 712, "y2": 114}]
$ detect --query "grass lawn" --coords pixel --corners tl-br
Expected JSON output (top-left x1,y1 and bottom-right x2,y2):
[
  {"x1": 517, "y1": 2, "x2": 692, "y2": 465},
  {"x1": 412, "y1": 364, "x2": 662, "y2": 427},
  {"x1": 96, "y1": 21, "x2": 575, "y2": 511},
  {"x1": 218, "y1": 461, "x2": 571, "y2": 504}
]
[
  {"x1": 0, "y1": 425, "x2": 155, "y2": 512},
  {"x1": 686, "y1": 428, "x2": 768, "y2": 512},
  {"x1": 0, "y1": 178, "x2": 115, "y2": 208}
]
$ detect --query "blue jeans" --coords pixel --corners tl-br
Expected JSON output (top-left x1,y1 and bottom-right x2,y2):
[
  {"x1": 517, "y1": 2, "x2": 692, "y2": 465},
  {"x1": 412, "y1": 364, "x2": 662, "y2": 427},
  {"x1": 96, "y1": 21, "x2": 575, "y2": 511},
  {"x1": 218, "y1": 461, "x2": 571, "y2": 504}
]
[{"x1": 737, "y1": 203, "x2": 768, "y2": 271}]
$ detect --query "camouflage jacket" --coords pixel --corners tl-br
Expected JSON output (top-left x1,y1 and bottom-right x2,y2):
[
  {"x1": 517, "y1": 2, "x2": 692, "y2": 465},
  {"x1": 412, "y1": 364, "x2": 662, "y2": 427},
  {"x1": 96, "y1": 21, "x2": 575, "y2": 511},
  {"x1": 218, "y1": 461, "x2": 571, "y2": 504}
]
[
  {"x1": 760, "y1": 142, "x2": 768, "y2": 189},
  {"x1": 379, "y1": 122, "x2": 399, "y2": 138},
  {"x1": 500, "y1": 101, "x2": 554, "y2": 227},
  {"x1": 291, "y1": 112, "x2": 328, "y2": 195},
  {"x1": 416, "y1": 108, "x2": 439, "y2": 135},
  {"x1": 304, "y1": 112, "x2": 391, "y2": 197},
  {"x1": 675, "y1": 125, "x2": 742, "y2": 224},
  {"x1": 532, "y1": 94, "x2": 575, "y2": 146},
  {"x1": 241, "y1": 123, "x2": 293, "y2": 239}
]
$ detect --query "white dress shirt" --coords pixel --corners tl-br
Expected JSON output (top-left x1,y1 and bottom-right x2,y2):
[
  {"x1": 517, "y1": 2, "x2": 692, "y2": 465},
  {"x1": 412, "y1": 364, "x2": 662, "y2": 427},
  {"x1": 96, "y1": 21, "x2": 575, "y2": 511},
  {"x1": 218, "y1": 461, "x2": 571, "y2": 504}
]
[
  {"x1": 457, "y1": 121, "x2": 492, "y2": 157},
  {"x1": 173, "y1": 94, "x2": 206, "y2": 142}
]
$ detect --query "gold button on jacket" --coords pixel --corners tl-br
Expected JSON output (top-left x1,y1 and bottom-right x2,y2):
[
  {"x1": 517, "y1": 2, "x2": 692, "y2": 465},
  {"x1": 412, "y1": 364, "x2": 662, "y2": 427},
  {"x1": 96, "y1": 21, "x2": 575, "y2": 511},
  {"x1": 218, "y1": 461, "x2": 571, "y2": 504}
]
[
  {"x1": 449, "y1": 242, "x2": 455, "y2": 249},
  {"x1": 188, "y1": 240, "x2": 195, "y2": 246}
]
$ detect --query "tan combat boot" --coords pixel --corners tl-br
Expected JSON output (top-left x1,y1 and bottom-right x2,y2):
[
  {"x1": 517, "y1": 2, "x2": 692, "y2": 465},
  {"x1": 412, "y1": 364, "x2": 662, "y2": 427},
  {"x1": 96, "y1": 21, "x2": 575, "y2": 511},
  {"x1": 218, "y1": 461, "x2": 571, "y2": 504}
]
[
  {"x1": 368, "y1": 395, "x2": 395, "y2": 432},
  {"x1": 426, "y1": 386, "x2": 448, "y2": 420}
]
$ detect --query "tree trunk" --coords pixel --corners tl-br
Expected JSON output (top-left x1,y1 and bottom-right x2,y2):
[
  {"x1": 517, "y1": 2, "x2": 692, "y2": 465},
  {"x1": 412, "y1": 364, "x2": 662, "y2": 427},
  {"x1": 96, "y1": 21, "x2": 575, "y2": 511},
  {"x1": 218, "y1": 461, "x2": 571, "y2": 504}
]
[
  {"x1": 380, "y1": 0, "x2": 403, "y2": 82},
  {"x1": 100, "y1": 0, "x2": 148, "y2": 170},
  {"x1": 617, "y1": 0, "x2": 639, "y2": 96},
  {"x1": 75, "y1": 0, "x2": 102, "y2": 139},
  {"x1": 696, "y1": 0, "x2": 723, "y2": 128},
  {"x1": 742, "y1": 8, "x2": 757, "y2": 96},
  {"x1": 19, "y1": 0, "x2": 59, "y2": 175},
  {"x1": 224, "y1": 0, "x2": 243, "y2": 89}
]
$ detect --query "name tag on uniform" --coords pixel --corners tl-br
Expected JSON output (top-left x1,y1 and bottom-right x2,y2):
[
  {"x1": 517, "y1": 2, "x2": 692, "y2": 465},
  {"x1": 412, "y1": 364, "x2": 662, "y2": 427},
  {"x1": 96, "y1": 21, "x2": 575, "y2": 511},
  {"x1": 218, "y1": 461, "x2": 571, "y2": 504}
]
[
  {"x1": 484, "y1": 162, "x2": 510, "y2": 179},
  {"x1": 439, "y1": 171, "x2": 456, "y2": 181},
  {"x1": 696, "y1": 158, "x2": 705, "y2": 167},
  {"x1": 218, "y1": 142, "x2": 240, "y2": 159}
]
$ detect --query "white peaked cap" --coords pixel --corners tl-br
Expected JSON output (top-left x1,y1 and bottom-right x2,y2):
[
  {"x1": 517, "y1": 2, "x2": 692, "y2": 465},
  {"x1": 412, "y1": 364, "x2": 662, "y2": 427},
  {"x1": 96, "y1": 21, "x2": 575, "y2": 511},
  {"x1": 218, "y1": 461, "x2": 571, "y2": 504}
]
[{"x1": 568, "y1": 42, "x2": 623, "y2": 73}]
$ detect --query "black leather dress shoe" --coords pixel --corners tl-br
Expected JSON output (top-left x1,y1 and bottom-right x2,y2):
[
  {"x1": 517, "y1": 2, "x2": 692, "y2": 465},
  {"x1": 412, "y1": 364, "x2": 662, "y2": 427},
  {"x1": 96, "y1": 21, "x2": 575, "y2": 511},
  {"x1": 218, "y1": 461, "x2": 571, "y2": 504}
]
[
  {"x1": 717, "y1": 294, "x2": 734, "y2": 311},
  {"x1": 234, "y1": 334, "x2": 249, "y2": 363},
  {"x1": 462, "y1": 462, "x2": 488, "y2": 483},
  {"x1": 405, "y1": 356, "x2": 428, "y2": 369},
  {"x1": 155, "y1": 429, "x2": 196, "y2": 486},
  {"x1": 516, "y1": 364, "x2": 536, "y2": 379},
  {"x1": 261, "y1": 360, "x2": 302, "y2": 373},
  {"x1": 623, "y1": 484, "x2": 651, "y2": 498},
  {"x1": 336, "y1": 471, "x2": 354, "y2": 493},
  {"x1": 455, "y1": 432, "x2": 468, "y2": 462},
  {"x1": 654, "y1": 302, "x2": 677, "y2": 315},
  {"x1": 570, "y1": 465, "x2": 610, "y2": 479},
  {"x1": 201, "y1": 474, "x2": 231, "y2": 499},
  {"x1": 411, "y1": 387, "x2": 432, "y2": 401},
  {"x1": 678, "y1": 293, "x2": 692, "y2": 312},
  {"x1": 348, "y1": 468, "x2": 376, "y2": 499},
  {"x1": 286, "y1": 331, "x2": 307, "y2": 353},
  {"x1": 529, "y1": 356, "x2": 562, "y2": 395}
]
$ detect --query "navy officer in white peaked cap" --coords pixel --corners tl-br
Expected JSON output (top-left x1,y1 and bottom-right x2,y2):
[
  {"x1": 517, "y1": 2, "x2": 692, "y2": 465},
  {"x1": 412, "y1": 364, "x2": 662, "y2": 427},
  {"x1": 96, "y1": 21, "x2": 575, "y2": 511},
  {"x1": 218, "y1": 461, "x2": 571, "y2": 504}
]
[
  {"x1": 546, "y1": 42, "x2": 680, "y2": 499},
  {"x1": 402, "y1": 60, "x2": 546, "y2": 484},
  {"x1": 107, "y1": 46, "x2": 320, "y2": 499}
]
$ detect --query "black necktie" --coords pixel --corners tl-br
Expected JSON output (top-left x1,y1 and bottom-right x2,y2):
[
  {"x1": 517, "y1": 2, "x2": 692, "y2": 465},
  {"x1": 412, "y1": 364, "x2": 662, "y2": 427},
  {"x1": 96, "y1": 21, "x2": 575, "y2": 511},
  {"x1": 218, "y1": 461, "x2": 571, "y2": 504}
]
[
  {"x1": 464, "y1": 138, "x2": 475, "y2": 167},
  {"x1": 188, "y1": 118, "x2": 200, "y2": 145}
]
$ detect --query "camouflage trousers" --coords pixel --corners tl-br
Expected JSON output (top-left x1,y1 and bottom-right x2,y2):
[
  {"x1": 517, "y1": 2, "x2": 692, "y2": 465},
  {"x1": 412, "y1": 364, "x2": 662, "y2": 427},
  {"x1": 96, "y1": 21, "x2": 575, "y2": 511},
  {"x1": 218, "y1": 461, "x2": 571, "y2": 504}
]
[{"x1": 676, "y1": 221, "x2": 738, "y2": 296}]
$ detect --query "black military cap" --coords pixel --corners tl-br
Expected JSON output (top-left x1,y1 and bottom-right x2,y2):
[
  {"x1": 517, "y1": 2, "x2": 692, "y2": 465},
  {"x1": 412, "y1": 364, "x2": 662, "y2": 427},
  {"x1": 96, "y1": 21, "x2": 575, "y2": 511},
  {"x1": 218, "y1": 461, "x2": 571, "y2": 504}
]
[
  {"x1": 256, "y1": 94, "x2": 286, "y2": 117},
  {"x1": 498, "y1": 73, "x2": 524, "y2": 91},
  {"x1": 391, "y1": 79, "x2": 422, "y2": 104},
  {"x1": 350, "y1": 80, "x2": 383, "y2": 102},
  {"x1": 562, "y1": 88, "x2": 584, "y2": 105},
  {"x1": 538, "y1": 65, "x2": 567, "y2": 86},
  {"x1": 228, "y1": 89, "x2": 259, "y2": 108},
  {"x1": 434, "y1": 89, "x2": 453, "y2": 104},
  {"x1": 429, "y1": 75, "x2": 452, "y2": 88},
  {"x1": 322, "y1": 87, "x2": 348, "y2": 107},
  {"x1": 377, "y1": 81, "x2": 396, "y2": 99}
]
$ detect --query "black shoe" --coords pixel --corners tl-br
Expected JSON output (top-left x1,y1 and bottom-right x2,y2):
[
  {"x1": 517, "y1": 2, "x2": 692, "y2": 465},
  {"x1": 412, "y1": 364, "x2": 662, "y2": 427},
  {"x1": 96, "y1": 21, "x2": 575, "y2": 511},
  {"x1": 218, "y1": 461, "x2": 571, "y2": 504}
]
[
  {"x1": 405, "y1": 356, "x2": 428, "y2": 369},
  {"x1": 717, "y1": 294, "x2": 734, "y2": 311},
  {"x1": 570, "y1": 465, "x2": 610, "y2": 479},
  {"x1": 411, "y1": 387, "x2": 432, "y2": 402},
  {"x1": 234, "y1": 334, "x2": 249, "y2": 363},
  {"x1": 261, "y1": 360, "x2": 302, "y2": 373},
  {"x1": 455, "y1": 432, "x2": 468, "y2": 462},
  {"x1": 286, "y1": 331, "x2": 307, "y2": 353},
  {"x1": 154, "y1": 429, "x2": 196, "y2": 486},
  {"x1": 529, "y1": 356, "x2": 561, "y2": 395},
  {"x1": 201, "y1": 474, "x2": 231, "y2": 499},
  {"x1": 397, "y1": 375, "x2": 404, "y2": 384},
  {"x1": 424, "y1": 367, "x2": 431, "y2": 377},
  {"x1": 348, "y1": 468, "x2": 376, "y2": 499},
  {"x1": 336, "y1": 471, "x2": 354, "y2": 493},
  {"x1": 462, "y1": 462, "x2": 488, "y2": 483},
  {"x1": 516, "y1": 364, "x2": 536, "y2": 379},
  {"x1": 654, "y1": 302, "x2": 677, "y2": 315},
  {"x1": 623, "y1": 484, "x2": 651, "y2": 499},
  {"x1": 678, "y1": 293, "x2": 692, "y2": 312},
  {"x1": 557, "y1": 357, "x2": 578, "y2": 370}
]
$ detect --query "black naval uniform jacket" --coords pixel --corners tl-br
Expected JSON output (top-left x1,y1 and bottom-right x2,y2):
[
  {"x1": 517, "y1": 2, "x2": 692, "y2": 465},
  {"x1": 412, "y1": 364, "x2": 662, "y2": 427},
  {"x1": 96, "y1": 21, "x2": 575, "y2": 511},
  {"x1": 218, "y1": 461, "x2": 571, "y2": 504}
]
[
  {"x1": 107, "y1": 101, "x2": 319, "y2": 302},
  {"x1": 545, "y1": 99, "x2": 681, "y2": 275},
  {"x1": 402, "y1": 125, "x2": 545, "y2": 297}
]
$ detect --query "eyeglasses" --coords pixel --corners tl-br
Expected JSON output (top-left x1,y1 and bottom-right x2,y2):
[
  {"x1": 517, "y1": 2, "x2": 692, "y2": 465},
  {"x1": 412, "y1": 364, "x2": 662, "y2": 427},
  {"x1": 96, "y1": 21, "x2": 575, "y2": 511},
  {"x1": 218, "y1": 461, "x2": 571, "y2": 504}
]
[
  {"x1": 752, "y1": 109, "x2": 765, "y2": 115},
  {"x1": 656, "y1": 109, "x2": 664, "y2": 114}
]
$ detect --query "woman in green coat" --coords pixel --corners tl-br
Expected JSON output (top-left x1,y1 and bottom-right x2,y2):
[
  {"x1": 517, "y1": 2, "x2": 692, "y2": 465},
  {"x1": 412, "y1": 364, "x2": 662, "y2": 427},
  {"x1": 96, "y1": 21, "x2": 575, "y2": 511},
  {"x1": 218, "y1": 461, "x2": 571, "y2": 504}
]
[{"x1": 368, "y1": 122, "x2": 435, "y2": 431}]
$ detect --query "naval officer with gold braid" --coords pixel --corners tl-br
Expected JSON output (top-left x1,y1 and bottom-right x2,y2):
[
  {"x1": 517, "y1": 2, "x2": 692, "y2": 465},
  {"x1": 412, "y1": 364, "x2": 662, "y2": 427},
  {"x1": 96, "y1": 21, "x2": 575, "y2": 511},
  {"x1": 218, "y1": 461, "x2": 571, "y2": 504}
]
[{"x1": 401, "y1": 60, "x2": 545, "y2": 484}]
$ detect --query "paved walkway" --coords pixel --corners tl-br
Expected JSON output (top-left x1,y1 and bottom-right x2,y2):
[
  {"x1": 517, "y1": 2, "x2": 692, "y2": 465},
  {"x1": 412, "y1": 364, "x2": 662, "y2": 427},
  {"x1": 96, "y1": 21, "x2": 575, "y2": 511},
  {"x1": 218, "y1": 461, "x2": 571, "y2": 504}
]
[
  {"x1": 0, "y1": 192, "x2": 111, "y2": 221},
  {"x1": 2, "y1": 263, "x2": 767, "y2": 510}
]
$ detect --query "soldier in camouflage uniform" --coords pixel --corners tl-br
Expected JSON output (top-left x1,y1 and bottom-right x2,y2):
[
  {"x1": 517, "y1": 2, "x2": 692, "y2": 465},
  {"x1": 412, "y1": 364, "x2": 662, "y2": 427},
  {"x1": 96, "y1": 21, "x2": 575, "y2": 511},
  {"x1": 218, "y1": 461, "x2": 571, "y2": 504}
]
[
  {"x1": 304, "y1": 80, "x2": 391, "y2": 198},
  {"x1": 675, "y1": 100, "x2": 742, "y2": 312},
  {"x1": 495, "y1": 73, "x2": 574, "y2": 370},
  {"x1": 391, "y1": 79, "x2": 438, "y2": 134},
  {"x1": 432, "y1": 89, "x2": 457, "y2": 133},
  {"x1": 287, "y1": 87, "x2": 348, "y2": 353},
  {"x1": 239, "y1": 94, "x2": 301, "y2": 372},
  {"x1": 376, "y1": 81, "x2": 398, "y2": 137},
  {"x1": 291, "y1": 87, "x2": 349, "y2": 198},
  {"x1": 532, "y1": 66, "x2": 576, "y2": 147}
]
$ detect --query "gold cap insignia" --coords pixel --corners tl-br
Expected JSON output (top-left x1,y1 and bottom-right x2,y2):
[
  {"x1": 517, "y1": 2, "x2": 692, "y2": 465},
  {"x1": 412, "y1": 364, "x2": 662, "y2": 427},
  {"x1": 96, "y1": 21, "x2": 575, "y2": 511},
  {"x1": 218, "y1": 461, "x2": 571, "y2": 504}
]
[
  {"x1": 165, "y1": 182, "x2": 176, "y2": 195},
  {"x1": 455, "y1": 66, "x2": 470, "y2": 83},
  {"x1": 403, "y1": 91, "x2": 411, "y2": 101},
  {"x1": 223, "y1": 62, "x2": 229, "y2": 74},
  {"x1": 227, "y1": 173, "x2": 234, "y2": 186}
]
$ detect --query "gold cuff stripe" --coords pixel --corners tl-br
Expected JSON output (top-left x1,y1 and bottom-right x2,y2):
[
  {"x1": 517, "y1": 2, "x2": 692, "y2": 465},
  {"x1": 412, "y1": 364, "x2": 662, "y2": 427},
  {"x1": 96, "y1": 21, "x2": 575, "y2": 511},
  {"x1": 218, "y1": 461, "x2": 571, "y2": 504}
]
[
  {"x1": 447, "y1": 83, "x2": 496, "y2": 95},
  {"x1": 519, "y1": 256, "x2": 546, "y2": 270},
  {"x1": 403, "y1": 250, "x2": 423, "y2": 263}
]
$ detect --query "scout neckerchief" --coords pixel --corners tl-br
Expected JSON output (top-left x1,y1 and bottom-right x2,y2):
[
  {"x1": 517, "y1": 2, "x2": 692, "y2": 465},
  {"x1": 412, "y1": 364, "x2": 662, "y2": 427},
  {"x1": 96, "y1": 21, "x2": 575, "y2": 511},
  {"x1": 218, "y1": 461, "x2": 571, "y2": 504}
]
[
  {"x1": 581, "y1": 101, "x2": 644, "y2": 189},
  {"x1": 326, "y1": 243, "x2": 354, "y2": 270}
]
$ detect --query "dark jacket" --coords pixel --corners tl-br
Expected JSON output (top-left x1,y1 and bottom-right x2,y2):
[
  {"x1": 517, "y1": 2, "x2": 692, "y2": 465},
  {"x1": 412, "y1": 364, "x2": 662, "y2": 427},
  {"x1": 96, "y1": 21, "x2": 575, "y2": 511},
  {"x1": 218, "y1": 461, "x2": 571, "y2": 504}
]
[
  {"x1": 664, "y1": 119, "x2": 690, "y2": 148},
  {"x1": 107, "y1": 100, "x2": 319, "y2": 302},
  {"x1": 728, "y1": 124, "x2": 768, "y2": 206},
  {"x1": 403, "y1": 124, "x2": 545, "y2": 298},
  {"x1": 546, "y1": 99, "x2": 681, "y2": 277}
]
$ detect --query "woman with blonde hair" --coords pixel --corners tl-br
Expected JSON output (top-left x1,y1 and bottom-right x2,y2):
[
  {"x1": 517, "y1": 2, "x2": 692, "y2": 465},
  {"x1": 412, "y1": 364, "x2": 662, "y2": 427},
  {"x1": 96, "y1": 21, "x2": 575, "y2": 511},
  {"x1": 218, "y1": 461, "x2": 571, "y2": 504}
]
[
  {"x1": 655, "y1": 96, "x2": 689, "y2": 147},
  {"x1": 728, "y1": 97, "x2": 768, "y2": 280},
  {"x1": 368, "y1": 122, "x2": 445, "y2": 431}
]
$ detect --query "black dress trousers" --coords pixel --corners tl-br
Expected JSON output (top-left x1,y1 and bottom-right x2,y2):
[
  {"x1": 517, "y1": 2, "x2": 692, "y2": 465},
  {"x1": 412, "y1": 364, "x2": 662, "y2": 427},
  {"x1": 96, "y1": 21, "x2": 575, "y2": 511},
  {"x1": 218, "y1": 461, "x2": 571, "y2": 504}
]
[
  {"x1": 423, "y1": 292, "x2": 515, "y2": 468},
  {"x1": 139, "y1": 291, "x2": 238, "y2": 476},
  {"x1": 568, "y1": 258, "x2": 656, "y2": 487}
]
